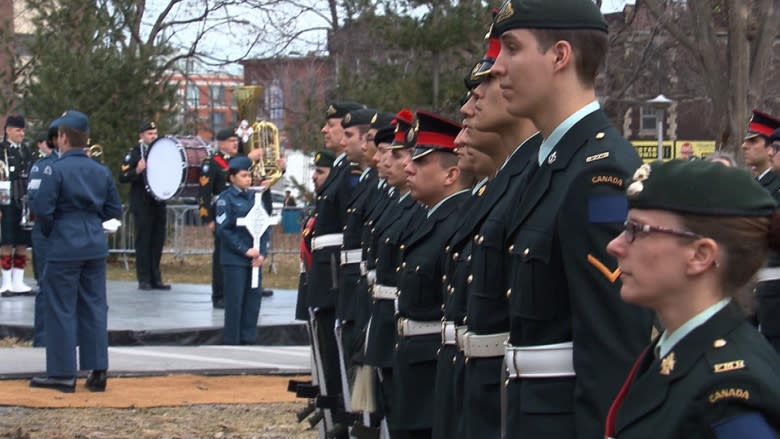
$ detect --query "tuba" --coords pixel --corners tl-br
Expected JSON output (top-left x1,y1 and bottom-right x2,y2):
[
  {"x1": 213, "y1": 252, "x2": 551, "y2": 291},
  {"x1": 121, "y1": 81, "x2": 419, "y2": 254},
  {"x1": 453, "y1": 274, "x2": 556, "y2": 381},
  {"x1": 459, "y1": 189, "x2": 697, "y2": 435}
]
[{"x1": 233, "y1": 85, "x2": 283, "y2": 182}]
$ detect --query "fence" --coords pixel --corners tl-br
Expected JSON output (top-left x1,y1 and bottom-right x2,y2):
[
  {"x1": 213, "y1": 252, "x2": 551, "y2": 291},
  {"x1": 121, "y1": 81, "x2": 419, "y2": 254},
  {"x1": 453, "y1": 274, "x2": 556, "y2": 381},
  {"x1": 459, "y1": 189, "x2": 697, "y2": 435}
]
[{"x1": 108, "y1": 203, "x2": 303, "y2": 271}]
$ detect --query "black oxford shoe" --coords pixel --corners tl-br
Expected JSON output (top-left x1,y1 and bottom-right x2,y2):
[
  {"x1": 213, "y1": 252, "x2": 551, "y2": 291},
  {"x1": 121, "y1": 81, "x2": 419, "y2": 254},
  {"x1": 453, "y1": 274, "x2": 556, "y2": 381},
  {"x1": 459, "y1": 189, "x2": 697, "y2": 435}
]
[
  {"x1": 138, "y1": 282, "x2": 153, "y2": 290},
  {"x1": 151, "y1": 282, "x2": 171, "y2": 290},
  {"x1": 85, "y1": 370, "x2": 107, "y2": 392},
  {"x1": 29, "y1": 376, "x2": 76, "y2": 393}
]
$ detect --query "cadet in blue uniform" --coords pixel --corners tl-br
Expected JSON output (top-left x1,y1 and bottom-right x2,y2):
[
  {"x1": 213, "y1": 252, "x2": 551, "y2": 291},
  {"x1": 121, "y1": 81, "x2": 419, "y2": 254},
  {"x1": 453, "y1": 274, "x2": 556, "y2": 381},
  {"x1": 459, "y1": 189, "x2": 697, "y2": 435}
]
[
  {"x1": 491, "y1": 1, "x2": 653, "y2": 437},
  {"x1": 215, "y1": 156, "x2": 270, "y2": 345},
  {"x1": 29, "y1": 110, "x2": 122, "y2": 393},
  {"x1": 605, "y1": 160, "x2": 780, "y2": 438},
  {"x1": 27, "y1": 125, "x2": 60, "y2": 347},
  {"x1": 0, "y1": 114, "x2": 35, "y2": 296},
  {"x1": 119, "y1": 121, "x2": 169, "y2": 291},
  {"x1": 393, "y1": 110, "x2": 472, "y2": 438}
]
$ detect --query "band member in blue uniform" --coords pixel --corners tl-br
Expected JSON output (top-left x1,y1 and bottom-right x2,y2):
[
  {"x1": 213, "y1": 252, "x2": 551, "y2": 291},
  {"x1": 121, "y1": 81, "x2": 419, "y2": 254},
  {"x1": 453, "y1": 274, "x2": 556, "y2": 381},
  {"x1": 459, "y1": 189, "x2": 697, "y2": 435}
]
[
  {"x1": 29, "y1": 110, "x2": 122, "y2": 393},
  {"x1": 215, "y1": 156, "x2": 270, "y2": 345},
  {"x1": 0, "y1": 114, "x2": 35, "y2": 296},
  {"x1": 119, "y1": 121, "x2": 170, "y2": 291},
  {"x1": 27, "y1": 125, "x2": 60, "y2": 347},
  {"x1": 605, "y1": 160, "x2": 780, "y2": 438},
  {"x1": 491, "y1": 1, "x2": 652, "y2": 436}
]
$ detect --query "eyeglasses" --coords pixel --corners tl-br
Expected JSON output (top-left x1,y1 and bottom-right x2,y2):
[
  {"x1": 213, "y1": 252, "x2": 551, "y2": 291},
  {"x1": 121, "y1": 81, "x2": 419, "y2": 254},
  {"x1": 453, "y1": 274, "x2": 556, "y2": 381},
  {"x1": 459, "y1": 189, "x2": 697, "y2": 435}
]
[{"x1": 622, "y1": 220, "x2": 704, "y2": 243}]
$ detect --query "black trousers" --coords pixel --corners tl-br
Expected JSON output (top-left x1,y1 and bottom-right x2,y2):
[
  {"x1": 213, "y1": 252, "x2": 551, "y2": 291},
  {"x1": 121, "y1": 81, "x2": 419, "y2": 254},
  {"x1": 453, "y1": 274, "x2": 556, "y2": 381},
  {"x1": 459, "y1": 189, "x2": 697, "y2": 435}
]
[
  {"x1": 212, "y1": 231, "x2": 223, "y2": 303},
  {"x1": 133, "y1": 202, "x2": 166, "y2": 285}
]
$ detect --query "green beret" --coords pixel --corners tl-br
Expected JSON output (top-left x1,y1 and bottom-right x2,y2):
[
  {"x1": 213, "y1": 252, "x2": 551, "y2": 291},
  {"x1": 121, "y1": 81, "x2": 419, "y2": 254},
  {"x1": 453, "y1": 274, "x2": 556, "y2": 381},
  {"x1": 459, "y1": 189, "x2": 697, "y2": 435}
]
[
  {"x1": 216, "y1": 128, "x2": 237, "y2": 141},
  {"x1": 371, "y1": 111, "x2": 396, "y2": 131},
  {"x1": 626, "y1": 160, "x2": 776, "y2": 217},
  {"x1": 492, "y1": 0, "x2": 608, "y2": 37},
  {"x1": 374, "y1": 126, "x2": 395, "y2": 145},
  {"x1": 326, "y1": 101, "x2": 366, "y2": 119},
  {"x1": 314, "y1": 149, "x2": 336, "y2": 168},
  {"x1": 341, "y1": 108, "x2": 375, "y2": 128},
  {"x1": 138, "y1": 121, "x2": 157, "y2": 133},
  {"x1": 35, "y1": 131, "x2": 48, "y2": 143}
]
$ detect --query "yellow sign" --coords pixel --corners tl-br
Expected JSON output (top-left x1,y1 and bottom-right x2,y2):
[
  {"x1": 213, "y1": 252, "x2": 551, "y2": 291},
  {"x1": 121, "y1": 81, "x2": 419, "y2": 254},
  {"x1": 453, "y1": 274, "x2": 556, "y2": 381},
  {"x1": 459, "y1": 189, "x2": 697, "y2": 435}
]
[{"x1": 631, "y1": 140, "x2": 717, "y2": 163}]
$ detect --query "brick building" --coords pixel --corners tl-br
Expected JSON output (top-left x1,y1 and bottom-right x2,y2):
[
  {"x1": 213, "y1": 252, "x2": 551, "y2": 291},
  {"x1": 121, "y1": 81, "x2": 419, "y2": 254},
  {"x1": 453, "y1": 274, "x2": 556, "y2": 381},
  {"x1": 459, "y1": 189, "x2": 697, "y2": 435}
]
[{"x1": 170, "y1": 71, "x2": 242, "y2": 141}]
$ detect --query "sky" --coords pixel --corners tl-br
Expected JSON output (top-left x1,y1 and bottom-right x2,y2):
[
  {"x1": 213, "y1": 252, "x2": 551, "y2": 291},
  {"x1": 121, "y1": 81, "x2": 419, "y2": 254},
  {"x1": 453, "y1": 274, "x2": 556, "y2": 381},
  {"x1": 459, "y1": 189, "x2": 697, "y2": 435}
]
[{"x1": 145, "y1": 0, "x2": 634, "y2": 74}]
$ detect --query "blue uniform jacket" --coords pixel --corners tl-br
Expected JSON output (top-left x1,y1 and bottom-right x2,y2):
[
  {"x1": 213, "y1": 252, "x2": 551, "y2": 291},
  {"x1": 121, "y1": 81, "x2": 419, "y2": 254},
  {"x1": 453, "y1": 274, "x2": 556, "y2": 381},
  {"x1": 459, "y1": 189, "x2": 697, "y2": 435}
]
[
  {"x1": 27, "y1": 152, "x2": 59, "y2": 235},
  {"x1": 31, "y1": 149, "x2": 122, "y2": 261},
  {"x1": 215, "y1": 185, "x2": 270, "y2": 267}
]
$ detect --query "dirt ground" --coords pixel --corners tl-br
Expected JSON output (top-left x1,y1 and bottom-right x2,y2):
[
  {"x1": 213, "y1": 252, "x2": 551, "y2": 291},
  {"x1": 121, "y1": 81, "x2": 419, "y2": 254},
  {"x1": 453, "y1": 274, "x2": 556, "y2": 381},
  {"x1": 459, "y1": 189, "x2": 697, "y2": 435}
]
[{"x1": 0, "y1": 403, "x2": 318, "y2": 438}]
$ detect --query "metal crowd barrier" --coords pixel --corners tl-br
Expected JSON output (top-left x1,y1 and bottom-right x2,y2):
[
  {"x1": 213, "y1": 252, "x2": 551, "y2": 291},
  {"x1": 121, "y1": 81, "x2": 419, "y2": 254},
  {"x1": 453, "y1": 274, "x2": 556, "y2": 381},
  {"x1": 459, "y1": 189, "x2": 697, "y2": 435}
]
[{"x1": 107, "y1": 203, "x2": 300, "y2": 271}]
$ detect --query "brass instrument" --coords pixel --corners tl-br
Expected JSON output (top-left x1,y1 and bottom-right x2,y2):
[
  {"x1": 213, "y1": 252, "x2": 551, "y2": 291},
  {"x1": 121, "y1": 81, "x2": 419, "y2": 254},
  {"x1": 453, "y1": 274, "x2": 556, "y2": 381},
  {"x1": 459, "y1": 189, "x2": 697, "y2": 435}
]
[
  {"x1": 233, "y1": 85, "x2": 283, "y2": 183},
  {"x1": 88, "y1": 144, "x2": 104, "y2": 161}
]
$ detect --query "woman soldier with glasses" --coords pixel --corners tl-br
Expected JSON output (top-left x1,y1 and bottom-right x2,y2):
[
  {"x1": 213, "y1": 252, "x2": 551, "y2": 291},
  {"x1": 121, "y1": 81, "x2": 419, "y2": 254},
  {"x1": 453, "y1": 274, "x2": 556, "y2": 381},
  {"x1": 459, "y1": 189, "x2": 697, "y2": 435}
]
[{"x1": 604, "y1": 160, "x2": 780, "y2": 438}]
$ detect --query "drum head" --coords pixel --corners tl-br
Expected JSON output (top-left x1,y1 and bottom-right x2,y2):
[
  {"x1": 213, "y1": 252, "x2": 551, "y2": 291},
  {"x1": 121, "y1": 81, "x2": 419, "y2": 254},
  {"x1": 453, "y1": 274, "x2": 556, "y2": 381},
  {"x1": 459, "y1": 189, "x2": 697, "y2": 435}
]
[{"x1": 146, "y1": 137, "x2": 185, "y2": 201}]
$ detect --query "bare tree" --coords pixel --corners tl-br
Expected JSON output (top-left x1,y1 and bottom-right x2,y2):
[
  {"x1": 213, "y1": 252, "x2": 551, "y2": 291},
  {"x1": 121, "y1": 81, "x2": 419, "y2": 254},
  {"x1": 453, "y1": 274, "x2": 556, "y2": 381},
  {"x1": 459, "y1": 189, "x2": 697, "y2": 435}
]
[{"x1": 641, "y1": 0, "x2": 780, "y2": 154}]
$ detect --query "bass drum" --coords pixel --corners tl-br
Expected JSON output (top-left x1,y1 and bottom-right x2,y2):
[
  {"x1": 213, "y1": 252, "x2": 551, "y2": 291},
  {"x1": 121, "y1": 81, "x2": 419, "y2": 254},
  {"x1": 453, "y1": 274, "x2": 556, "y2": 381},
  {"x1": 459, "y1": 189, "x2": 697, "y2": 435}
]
[{"x1": 145, "y1": 135, "x2": 210, "y2": 201}]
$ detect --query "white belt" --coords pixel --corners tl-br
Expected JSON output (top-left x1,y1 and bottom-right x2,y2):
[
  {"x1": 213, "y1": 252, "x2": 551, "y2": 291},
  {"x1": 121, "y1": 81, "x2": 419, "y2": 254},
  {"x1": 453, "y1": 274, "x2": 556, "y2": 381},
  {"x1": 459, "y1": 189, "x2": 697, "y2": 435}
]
[
  {"x1": 504, "y1": 341, "x2": 575, "y2": 379},
  {"x1": 462, "y1": 332, "x2": 508, "y2": 358},
  {"x1": 340, "y1": 249, "x2": 362, "y2": 265},
  {"x1": 372, "y1": 284, "x2": 397, "y2": 300},
  {"x1": 397, "y1": 318, "x2": 441, "y2": 337},
  {"x1": 757, "y1": 266, "x2": 780, "y2": 282},
  {"x1": 311, "y1": 233, "x2": 343, "y2": 251},
  {"x1": 442, "y1": 321, "x2": 456, "y2": 345}
]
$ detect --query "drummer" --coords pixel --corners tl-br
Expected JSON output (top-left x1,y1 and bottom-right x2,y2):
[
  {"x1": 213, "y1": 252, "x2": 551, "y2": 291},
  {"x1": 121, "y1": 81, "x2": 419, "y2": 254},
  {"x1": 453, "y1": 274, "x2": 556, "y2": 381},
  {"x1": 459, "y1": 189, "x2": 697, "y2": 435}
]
[{"x1": 119, "y1": 121, "x2": 170, "y2": 291}]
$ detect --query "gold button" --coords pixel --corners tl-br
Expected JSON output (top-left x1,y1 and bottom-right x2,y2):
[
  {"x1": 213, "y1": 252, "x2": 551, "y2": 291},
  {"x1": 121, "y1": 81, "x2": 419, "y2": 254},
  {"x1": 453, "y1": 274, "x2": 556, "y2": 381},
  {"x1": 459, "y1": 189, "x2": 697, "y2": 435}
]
[
  {"x1": 508, "y1": 244, "x2": 514, "y2": 253},
  {"x1": 371, "y1": 227, "x2": 376, "y2": 233},
  {"x1": 465, "y1": 357, "x2": 470, "y2": 364},
  {"x1": 415, "y1": 265, "x2": 420, "y2": 272},
  {"x1": 400, "y1": 244, "x2": 405, "y2": 250},
  {"x1": 441, "y1": 304, "x2": 445, "y2": 311},
  {"x1": 442, "y1": 275, "x2": 447, "y2": 282},
  {"x1": 454, "y1": 252, "x2": 460, "y2": 259},
  {"x1": 595, "y1": 132, "x2": 605, "y2": 139},
  {"x1": 713, "y1": 339, "x2": 727, "y2": 348},
  {"x1": 395, "y1": 343, "x2": 399, "y2": 350},
  {"x1": 463, "y1": 316, "x2": 468, "y2": 324},
  {"x1": 522, "y1": 248, "x2": 530, "y2": 257},
  {"x1": 467, "y1": 274, "x2": 473, "y2": 284},
  {"x1": 445, "y1": 246, "x2": 451, "y2": 253},
  {"x1": 385, "y1": 237, "x2": 390, "y2": 243},
  {"x1": 467, "y1": 255, "x2": 471, "y2": 262},
  {"x1": 402, "y1": 262, "x2": 407, "y2": 268},
  {"x1": 473, "y1": 234, "x2": 480, "y2": 243},
  {"x1": 478, "y1": 236, "x2": 484, "y2": 245},
  {"x1": 436, "y1": 348, "x2": 441, "y2": 355},
  {"x1": 343, "y1": 225, "x2": 347, "y2": 231},
  {"x1": 453, "y1": 356, "x2": 457, "y2": 365},
  {"x1": 506, "y1": 288, "x2": 512, "y2": 299},
  {"x1": 396, "y1": 267, "x2": 400, "y2": 272}
]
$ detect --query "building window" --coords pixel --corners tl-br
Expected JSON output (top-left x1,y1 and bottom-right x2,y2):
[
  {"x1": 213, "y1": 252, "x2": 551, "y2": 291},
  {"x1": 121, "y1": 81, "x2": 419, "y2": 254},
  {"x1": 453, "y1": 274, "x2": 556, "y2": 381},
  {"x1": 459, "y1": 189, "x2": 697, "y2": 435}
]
[
  {"x1": 186, "y1": 83, "x2": 200, "y2": 108},
  {"x1": 211, "y1": 111, "x2": 225, "y2": 132},
  {"x1": 265, "y1": 80, "x2": 284, "y2": 124},
  {"x1": 640, "y1": 106, "x2": 658, "y2": 132},
  {"x1": 210, "y1": 85, "x2": 224, "y2": 107}
]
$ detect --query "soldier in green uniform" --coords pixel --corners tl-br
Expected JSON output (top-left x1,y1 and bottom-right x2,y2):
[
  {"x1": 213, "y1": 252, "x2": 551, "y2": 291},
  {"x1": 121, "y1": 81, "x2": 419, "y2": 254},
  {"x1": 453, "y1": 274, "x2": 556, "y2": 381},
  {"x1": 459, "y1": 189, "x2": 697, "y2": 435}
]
[
  {"x1": 392, "y1": 110, "x2": 472, "y2": 438},
  {"x1": 604, "y1": 160, "x2": 780, "y2": 438},
  {"x1": 490, "y1": 1, "x2": 653, "y2": 437}
]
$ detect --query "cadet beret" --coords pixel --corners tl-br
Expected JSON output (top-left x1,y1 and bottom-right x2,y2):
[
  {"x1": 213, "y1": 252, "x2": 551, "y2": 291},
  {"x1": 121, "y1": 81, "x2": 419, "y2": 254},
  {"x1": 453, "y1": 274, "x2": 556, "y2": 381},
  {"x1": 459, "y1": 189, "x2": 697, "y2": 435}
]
[
  {"x1": 35, "y1": 131, "x2": 48, "y2": 143},
  {"x1": 744, "y1": 109, "x2": 780, "y2": 140},
  {"x1": 388, "y1": 109, "x2": 416, "y2": 150},
  {"x1": 371, "y1": 111, "x2": 396, "y2": 131},
  {"x1": 769, "y1": 128, "x2": 780, "y2": 144},
  {"x1": 314, "y1": 149, "x2": 336, "y2": 168},
  {"x1": 408, "y1": 110, "x2": 461, "y2": 160},
  {"x1": 626, "y1": 160, "x2": 776, "y2": 217},
  {"x1": 5, "y1": 114, "x2": 25, "y2": 129},
  {"x1": 326, "y1": 101, "x2": 366, "y2": 119},
  {"x1": 228, "y1": 155, "x2": 252, "y2": 171},
  {"x1": 138, "y1": 121, "x2": 157, "y2": 133},
  {"x1": 374, "y1": 126, "x2": 395, "y2": 145},
  {"x1": 491, "y1": 0, "x2": 608, "y2": 37},
  {"x1": 341, "y1": 108, "x2": 375, "y2": 128},
  {"x1": 51, "y1": 110, "x2": 89, "y2": 132},
  {"x1": 216, "y1": 128, "x2": 238, "y2": 141},
  {"x1": 465, "y1": 37, "x2": 501, "y2": 90}
]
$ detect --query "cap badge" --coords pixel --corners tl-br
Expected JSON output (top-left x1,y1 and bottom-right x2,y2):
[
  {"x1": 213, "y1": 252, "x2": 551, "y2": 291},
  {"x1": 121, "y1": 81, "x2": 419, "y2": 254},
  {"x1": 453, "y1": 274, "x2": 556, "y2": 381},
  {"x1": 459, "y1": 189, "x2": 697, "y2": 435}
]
[
  {"x1": 344, "y1": 113, "x2": 352, "y2": 124},
  {"x1": 478, "y1": 185, "x2": 486, "y2": 197},
  {"x1": 315, "y1": 153, "x2": 321, "y2": 162},
  {"x1": 371, "y1": 113, "x2": 378, "y2": 124},
  {"x1": 327, "y1": 105, "x2": 336, "y2": 115},
  {"x1": 627, "y1": 163, "x2": 651, "y2": 198},
  {"x1": 660, "y1": 351, "x2": 676, "y2": 375},
  {"x1": 150, "y1": 121, "x2": 156, "y2": 129},
  {"x1": 495, "y1": 0, "x2": 514, "y2": 24}
]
